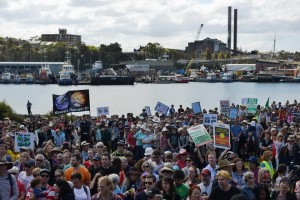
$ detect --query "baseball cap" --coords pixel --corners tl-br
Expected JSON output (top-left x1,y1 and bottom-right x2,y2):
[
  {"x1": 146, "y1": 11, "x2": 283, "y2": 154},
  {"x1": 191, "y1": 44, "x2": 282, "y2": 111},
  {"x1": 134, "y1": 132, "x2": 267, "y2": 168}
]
[{"x1": 201, "y1": 169, "x2": 211, "y2": 177}]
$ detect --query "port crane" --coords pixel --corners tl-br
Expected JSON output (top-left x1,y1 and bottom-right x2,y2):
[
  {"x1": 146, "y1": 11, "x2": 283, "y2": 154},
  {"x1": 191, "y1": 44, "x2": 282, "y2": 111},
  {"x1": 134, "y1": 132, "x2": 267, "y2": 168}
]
[{"x1": 185, "y1": 24, "x2": 203, "y2": 77}]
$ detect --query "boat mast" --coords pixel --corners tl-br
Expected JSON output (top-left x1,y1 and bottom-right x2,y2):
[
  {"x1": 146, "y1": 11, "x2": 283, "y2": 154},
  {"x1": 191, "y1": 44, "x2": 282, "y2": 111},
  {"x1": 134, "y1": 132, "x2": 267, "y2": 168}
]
[{"x1": 272, "y1": 32, "x2": 276, "y2": 59}]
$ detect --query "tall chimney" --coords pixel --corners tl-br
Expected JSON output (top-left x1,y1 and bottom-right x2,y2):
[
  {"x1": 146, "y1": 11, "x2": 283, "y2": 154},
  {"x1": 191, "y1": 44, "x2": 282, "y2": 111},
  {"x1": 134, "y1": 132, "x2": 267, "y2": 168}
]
[
  {"x1": 234, "y1": 9, "x2": 238, "y2": 55},
  {"x1": 227, "y1": 6, "x2": 232, "y2": 54}
]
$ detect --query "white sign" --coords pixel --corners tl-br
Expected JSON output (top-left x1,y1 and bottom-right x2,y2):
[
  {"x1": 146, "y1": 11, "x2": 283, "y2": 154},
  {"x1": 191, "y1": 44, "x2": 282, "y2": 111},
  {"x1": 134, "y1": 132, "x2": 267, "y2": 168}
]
[
  {"x1": 15, "y1": 132, "x2": 35, "y2": 152},
  {"x1": 203, "y1": 114, "x2": 218, "y2": 126},
  {"x1": 97, "y1": 106, "x2": 110, "y2": 116}
]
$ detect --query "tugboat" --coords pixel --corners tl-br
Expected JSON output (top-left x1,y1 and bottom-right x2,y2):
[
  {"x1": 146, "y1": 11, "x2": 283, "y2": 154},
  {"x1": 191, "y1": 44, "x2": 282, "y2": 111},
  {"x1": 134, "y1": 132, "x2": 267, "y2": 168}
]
[
  {"x1": 1, "y1": 72, "x2": 12, "y2": 84},
  {"x1": 58, "y1": 51, "x2": 76, "y2": 85},
  {"x1": 90, "y1": 64, "x2": 135, "y2": 85}
]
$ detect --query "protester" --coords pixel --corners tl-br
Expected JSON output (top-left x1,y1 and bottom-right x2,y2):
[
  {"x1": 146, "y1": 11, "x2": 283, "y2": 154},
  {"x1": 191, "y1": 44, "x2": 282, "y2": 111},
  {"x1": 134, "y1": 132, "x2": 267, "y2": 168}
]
[
  {"x1": 0, "y1": 157, "x2": 18, "y2": 200},
  {"x1": 54, "y1": 179, "x2": 75, "y2": 200}
]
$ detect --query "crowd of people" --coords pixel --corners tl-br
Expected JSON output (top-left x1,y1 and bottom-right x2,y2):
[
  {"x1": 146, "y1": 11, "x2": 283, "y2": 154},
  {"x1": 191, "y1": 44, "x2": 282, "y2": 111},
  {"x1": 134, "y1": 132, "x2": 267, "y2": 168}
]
[{"x1": 0, "y1": 100, "x2": 300, "y2": 200}]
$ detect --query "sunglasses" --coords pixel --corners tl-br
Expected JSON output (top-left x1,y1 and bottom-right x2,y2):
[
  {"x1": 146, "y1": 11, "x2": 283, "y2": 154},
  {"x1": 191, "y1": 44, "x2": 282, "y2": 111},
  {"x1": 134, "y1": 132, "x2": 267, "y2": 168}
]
[
  {"x1": 263, "y1": 181, "x2": 270, "y2": 184},
  {"x1": 41, "y1": 175, "x2": 49, "y2": 178},
  {"x1": 35, "y1": 159, "x2": 43, "y2": 162},
  {"x1": 145, "y1": 182, "x2": 153, "y2": 185},
  {"x1": 143, "y1": 166, "x2": 150, "y2": 168},
  {"x1": 97, "y1": 146, "x2": 103, "y2": 148}
]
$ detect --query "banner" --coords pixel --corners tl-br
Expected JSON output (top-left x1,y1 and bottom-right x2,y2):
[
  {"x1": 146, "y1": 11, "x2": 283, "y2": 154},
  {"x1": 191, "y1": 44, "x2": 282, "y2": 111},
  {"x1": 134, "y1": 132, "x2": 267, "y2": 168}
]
[
  {"x1": 220, "y1": 100, "x2": 230, "y2": 116},
  {"x1": 228, "y1": 107, "x2": 239, "y2": 119},
  {"x1": 68, "y1": 90, "x2": 90, "y2": 112},
  {"x1": 53, "y1": 90, "x2": 90, "y2": 115},
  {"x1": 53, "y1": 92, "x2": 70, "y2": 115},
  {"x1": 213, "y1": 123, "x2": 230, "y2": 149},
  {"x1": 192, "y1": 102, "x2": 202, "y2": 114},
  {"x1": 15, "y1": 132, "x2": 35, "y2": 152},
  {"x1": 145, "y1": 106, "x2": 152, "y2": 116},
  {"x1": 97, "y1": 107, "x2": 109, "y2": 116},
  {"x1": 203, "y1": 114, "x2": 218, "y2": 126},
  {"x1": 154, "y1": 102, "x2": 169, "y2": 115},
  {"x1": 241, "y1": 98, "x2": 258, "y2": 114},
  {"x1": 187, "y1": 124, "x2": 213, "y2": 147}
]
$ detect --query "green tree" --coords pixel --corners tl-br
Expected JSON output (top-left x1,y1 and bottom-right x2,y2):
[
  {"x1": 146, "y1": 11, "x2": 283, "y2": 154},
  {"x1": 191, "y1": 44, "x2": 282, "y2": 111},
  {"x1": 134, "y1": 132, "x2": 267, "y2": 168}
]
[{"x1": 203, "y1": 48, "x2": 212, "y2": 60}]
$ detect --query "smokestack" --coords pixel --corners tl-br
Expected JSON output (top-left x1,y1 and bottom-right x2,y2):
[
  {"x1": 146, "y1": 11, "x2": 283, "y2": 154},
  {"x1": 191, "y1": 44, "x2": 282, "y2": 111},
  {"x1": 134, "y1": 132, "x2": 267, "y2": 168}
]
[
  {"x1": 234, "y1": 9, "x2": 238, "y2": 55},
  {"x1": 227, "y1": 6, "x2": 232, "y2": 54}
]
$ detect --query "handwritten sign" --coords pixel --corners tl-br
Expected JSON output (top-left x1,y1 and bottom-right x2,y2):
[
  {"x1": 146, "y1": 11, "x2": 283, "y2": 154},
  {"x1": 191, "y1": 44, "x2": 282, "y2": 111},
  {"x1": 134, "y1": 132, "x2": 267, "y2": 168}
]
[
  {"x1": 187, "y1": 124, "x2": 213, "y2": 147},
  {"x1": 220, "y1": 100, "x2": 230, "y2": 116},
  {"x1": 15, "y1": 132, "x2": 34, "y2": 152},
  {"x1": 97, "y1": 107, "x2": 110, "y2": 116},
  {"x1": 241, "y1": 98, "x2": 258, "y2": 114},
  {"x1": 213, "y1": 123, "x2": 230, "y2": 149},
  {"x1": 145, "y1": 106, "x2": 152, "y2": 116}
]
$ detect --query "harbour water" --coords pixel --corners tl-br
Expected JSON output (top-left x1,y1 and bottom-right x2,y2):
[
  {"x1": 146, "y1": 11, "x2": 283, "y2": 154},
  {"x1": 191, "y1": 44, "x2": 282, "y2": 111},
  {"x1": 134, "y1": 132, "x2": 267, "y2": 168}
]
[{"x1": 1, "y1": 82, "x2": 299, "y2": 116}]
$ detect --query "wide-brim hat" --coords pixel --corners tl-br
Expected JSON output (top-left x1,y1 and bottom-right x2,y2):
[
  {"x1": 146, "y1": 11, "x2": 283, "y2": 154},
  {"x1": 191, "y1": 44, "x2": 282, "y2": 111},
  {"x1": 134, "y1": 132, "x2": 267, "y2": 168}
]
[
  {"x1": 216, "y1": 159, "x2": 231, "y2": 171},
  {"x1": 51, "y1": 147, "x2": 62, "y2": 154},
  {"x1": 287, "y1": 135, "x2": 296, "y2": 142},
  {"x1": 0, "y1": 158, "x2": 13, "y2": 170},
  {"x1": 152, "y1": 117, "x2": 160, "y2": 123}
]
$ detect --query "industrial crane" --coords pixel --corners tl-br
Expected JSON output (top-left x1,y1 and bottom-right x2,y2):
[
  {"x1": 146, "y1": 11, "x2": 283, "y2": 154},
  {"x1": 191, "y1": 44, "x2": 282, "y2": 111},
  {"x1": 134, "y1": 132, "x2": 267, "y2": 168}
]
[{"x1": 185, "y1": 24, "x2": 204, "y2": 77}]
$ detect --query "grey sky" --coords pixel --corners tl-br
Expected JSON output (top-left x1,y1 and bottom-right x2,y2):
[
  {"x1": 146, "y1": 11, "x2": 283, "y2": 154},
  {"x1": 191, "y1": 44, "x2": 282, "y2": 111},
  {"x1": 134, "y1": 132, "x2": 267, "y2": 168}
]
[{"x1": 0, "y1": 0, "x2": 299, "y2": 52}]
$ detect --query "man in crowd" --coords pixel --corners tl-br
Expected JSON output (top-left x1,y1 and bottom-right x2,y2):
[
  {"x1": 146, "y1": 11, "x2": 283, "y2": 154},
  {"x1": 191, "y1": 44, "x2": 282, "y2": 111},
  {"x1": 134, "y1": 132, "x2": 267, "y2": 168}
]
[
  {"x1": 208, "y1": 170, "x2": 240, "y2": 200},
  {"x1": 197, "y1": 169, "x2": 212, "y2": 198},
  {"x1": 135, "y1": 174, "x2": 157, "y2": 199},
  {"x1": 79, "y1": 114, "x2": 91, "y2": 143},
  {"x1": 0, "y1": 158, "x2": 18, "y2": 200},
  {"x1": 204, "y1": 151, "x2": 218, "y2": 182},
  {"x1": 98, "y1": 153, "x2": 118, "y2": 176}
]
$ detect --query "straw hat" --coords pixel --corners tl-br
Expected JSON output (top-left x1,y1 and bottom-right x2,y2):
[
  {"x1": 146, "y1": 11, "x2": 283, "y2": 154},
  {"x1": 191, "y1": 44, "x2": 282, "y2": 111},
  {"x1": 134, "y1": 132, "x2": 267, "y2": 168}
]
[
  {"x1": 0, "y1": 158, "x2": 13, "y2": 170},
  {"x1": 216, "y1": 159, "x2": 231, "y2": 171}
]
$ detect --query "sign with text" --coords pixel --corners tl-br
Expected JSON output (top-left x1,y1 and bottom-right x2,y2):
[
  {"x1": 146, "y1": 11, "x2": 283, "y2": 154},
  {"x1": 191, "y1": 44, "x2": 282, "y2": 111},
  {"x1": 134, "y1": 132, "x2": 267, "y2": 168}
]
[
  {"x1": 187, "y1": 124, "x2": 213, "y2": 147},
  {"x1": 203, "y1": 114, "x2": 218, "y2": 126},
  {"x1": 154, "y1": 102, "x2": 169, "y2": 115},
  {"x1": 220, "y1": 100, "x2": 230, "y2": 116},
  {"x1": 213, "y1": 123, "x2": 230, "y2": 149},
  {"x1": 192, "y1": 102, "x2": 202, "y2": 114},
  {"x1": 15, "y1": 132, "x2": 34, "y2": 152},
  {"x1": 228, "y1": 107, "x2": 239, "y2": 119},
  {"x1": 97, "y1": 107, "x2": 109, "y2": 116},
  {"x1": 241, "y1": 98, "x2": 258, "y2": 114},
  {"x1": 53, "y1": 90, "x2": 90, "y2": 115},
  {"x1": 145, "y1": 106, "x2": 152, "y2": 116}
]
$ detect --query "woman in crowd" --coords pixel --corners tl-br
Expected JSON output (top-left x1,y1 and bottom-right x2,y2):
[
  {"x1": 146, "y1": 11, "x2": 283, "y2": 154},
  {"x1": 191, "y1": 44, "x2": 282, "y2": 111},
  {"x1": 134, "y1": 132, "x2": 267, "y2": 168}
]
[
  {"x1": 14, "y1": 152, "x2": 31, "y2": 172},
  {"x1": 121, "y1": 167, "x2": 142, "y2": 200},
  {"x1": 108, "y1": 173, "x2": 123, "y2": 198},
  {"x1": 160, "y1": 127, "x2": 169, "y2": 152},
  {"x1": 260, "y1": 151, "x2": 275, "y2": 178},
  {"x1": 231, "y1": 158, "x2": 247, "y2": 189},
  {"x1": 253, "y1": 184, "x2": 271, "y2": 200},
  {"x1": 188, "y1": 185, "x2": 205, "y2": 200},
  {"x1": 185, "y1": 166, "x2": 201, "y2": 187},
  {"x1": 161, "y1": 177, "x2": 181, "y2": 200},
  {"x1": 55, "y1": 179, "x2": 75, "y2": 200},
  {"x1": 274, "y1": 133, "x2": 285, "y2": 169},
  {"x1": 141, "y1": 160, "x2": 159, "y2": 181}
]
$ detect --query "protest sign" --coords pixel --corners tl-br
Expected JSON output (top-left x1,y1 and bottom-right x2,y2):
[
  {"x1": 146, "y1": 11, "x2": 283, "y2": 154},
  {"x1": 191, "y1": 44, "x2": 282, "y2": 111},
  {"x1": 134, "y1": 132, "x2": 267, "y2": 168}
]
[
  {"x1": 15, "y1": 132, "x2": 34, "y2": 152},
  {"x1": 187, "y1": 124, "x2": 213, "y2": 147},
  {"x1": 97, "y1": 106, "x2": 109, "y2": 116},
  {"x1": 228, "y1": 107, "x2": 239, "y2": 119},
  {"x1": 145, "y1": 106, "x2": 152, "y2": 116},
  {"x1": 220, "y1": 100, "x2": 230, "y2": 116},
  {"x1": 154, "y1": 102, "x2": 169, "y2": 115},
  {"x1": 213, "y1": 123, "x2": 230, "y2": 149},
  {"x1": 53, "y1": 89, "x2": 90, "y2": 115},
  {"x1": 192, "y1": 102, "x2": 202, "y2": 114},
  {"x1": 241, "y1": 98, "x2": 258, "y2": 114},
  {"x1": 203, "y1": 114, "x2": 218, "y2": 126}
]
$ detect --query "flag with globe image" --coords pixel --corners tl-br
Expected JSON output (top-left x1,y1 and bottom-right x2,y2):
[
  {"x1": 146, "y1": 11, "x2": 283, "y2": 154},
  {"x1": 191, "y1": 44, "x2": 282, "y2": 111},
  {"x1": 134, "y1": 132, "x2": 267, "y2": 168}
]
[
  {"x1": 53, "y1": 92, "x2": 70, "y2": 115},
  {"x1": 213, "y1": 123, "x2": 230, "y2": 149},
  {"x1": 52, "y1": 90, "x2": 90, "y2": 115}
]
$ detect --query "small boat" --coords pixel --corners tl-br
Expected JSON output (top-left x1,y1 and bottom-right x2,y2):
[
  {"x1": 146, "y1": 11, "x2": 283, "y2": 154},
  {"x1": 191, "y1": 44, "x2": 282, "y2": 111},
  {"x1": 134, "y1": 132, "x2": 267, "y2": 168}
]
[
  {"x1": 194, "y1": 73, "x2": 218, "y2": 83},
  {"x1": 174, "y1": 74, "x2": 189, "y2": 83},
  {"x1": 25, "y1": 74, "x2": 35, "y2": 84},
  {"x1": 58, "y1": 72, "x2": 73, "y2": 85},
  {"x1": 1, "y1": 72, "x2": 12, "y2": 84},
  {"x1": 58, "y1": 51, "x2": 76, "y2": 85},
  {"x1": 38, "y1": 64, "x2": 53, "y2": 84},
  {"x1": 220, "y1": 72, "x2": 236, "y2": 82},
  {"x1": 155, "y1": 75, "x2": 176, "y2": 84}
]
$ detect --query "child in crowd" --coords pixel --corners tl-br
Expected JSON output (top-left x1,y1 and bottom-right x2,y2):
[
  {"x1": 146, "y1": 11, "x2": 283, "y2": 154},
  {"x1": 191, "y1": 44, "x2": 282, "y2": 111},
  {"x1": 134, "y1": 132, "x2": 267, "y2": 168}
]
[{"x1": 30, "y1": 178, "x2": 46, "y2": 199}]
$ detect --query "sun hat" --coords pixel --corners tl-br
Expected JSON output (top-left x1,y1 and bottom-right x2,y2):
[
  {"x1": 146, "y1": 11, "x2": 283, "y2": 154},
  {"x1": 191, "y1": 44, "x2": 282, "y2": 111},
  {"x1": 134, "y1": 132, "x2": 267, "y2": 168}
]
[
  {"x1": 0, "y1": 158, "x2": 13, "y2": 170},
  {"x1": 40, "y1": 168, "x2": 50, "y2": 175},
  {"x1": 144, "y1": 147, "x2": 154, "y2": 156},
  {"x1": 216, "y1": 159, "x2": 231, "y2": 171},
  {"x1": 51, "y1": 147, "x2": 62, "y2": 154},
  {"x1": 287, "y1": 135, "x2": 296, "y2": 142},
  {"x1": 152, "y1": 117, "x2": 160, "y2": 123},
  {"x1": 161, "y1": 162, "x2": 174, "y2": 173},
  {"x1": 162, "y1": 127, "x2": 168, "y2": 132},
  {"x1": 81, "y1": 141, "x2": 90, "y2": 146}
]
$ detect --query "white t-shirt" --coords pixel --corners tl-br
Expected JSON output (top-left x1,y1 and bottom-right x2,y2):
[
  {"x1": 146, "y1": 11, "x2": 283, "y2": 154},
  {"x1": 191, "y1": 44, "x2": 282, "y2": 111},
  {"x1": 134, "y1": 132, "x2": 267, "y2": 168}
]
[
  {"x1": 197, "y1": 182, "x2": 212, "y2": 196},
  {"x1": 74, "y1": 186, "x2": 91, "y2": 200},
  {"x1": 17, "y1": 171, "x2": 33, "y2": 192}
]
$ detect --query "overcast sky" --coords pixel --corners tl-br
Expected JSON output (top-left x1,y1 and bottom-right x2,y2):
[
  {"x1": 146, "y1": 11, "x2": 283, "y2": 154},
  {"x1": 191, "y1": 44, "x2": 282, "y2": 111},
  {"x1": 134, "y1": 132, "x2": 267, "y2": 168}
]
[{"x1": 0, "y1": 0, "x2": 299, "y2": 53}]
